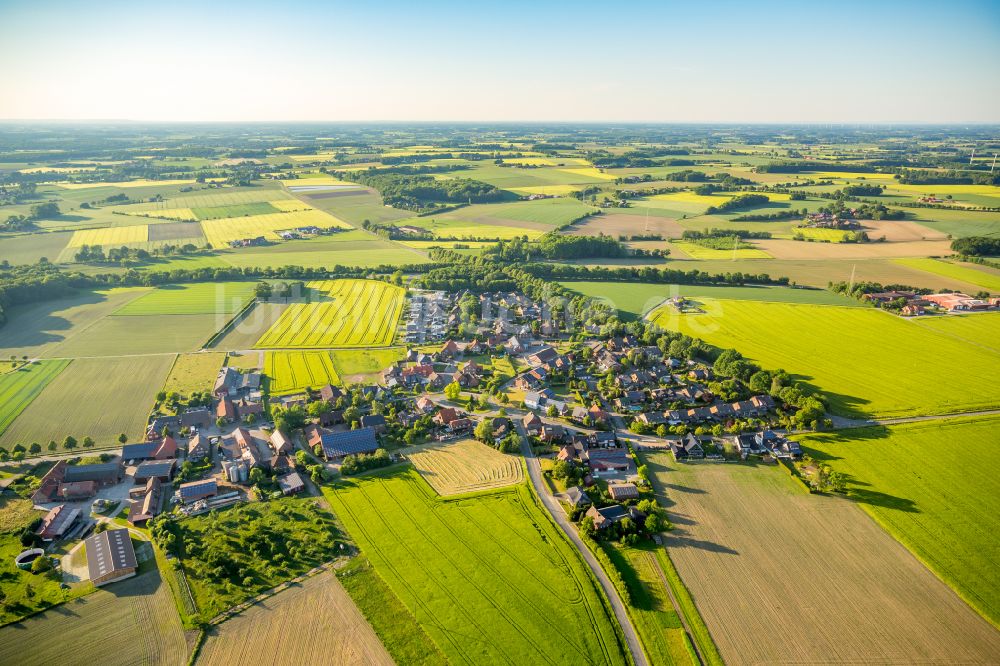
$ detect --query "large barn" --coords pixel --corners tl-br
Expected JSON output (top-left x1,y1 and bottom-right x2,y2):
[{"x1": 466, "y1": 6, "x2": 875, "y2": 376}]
[{"x1": 85, "y1": 528, "x2": 138, "y2": 587}]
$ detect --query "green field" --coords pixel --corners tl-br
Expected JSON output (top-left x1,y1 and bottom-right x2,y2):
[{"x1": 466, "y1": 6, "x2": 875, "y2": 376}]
[
  {"x1": 329, "y1": 347, "x2": 407, "y2": 383},
  {"x1": 162, "y1": 352, "x2": 226, "y2": 395},
  {"x1": 255, "y1": 279, "x2": 404, "y2": 348},
  {"x1": 46, "y1": 313, "x2": 223, "y2": 357},
  {"x1": 910, "y1": 311, "x2": 1000, "y2": 353},
  {"x1": 799, "y1": 416, "x2": 1000, "y2": 628},
  {"x1": 266, "y1": 350, "x2": 341, "y2": 394},
  {"x1": 649, "y1": 299, "x2": 1000, "y2": 418},
  {"x1": 0, "y1": 361, "x2": 70, "y2": 437},
  {"x1": 561, "y1": 281, "x2": 860, "y2": 317},
  {"x1": 192, "y1": 201, "x2": 280, "y2": 220},
  {"x1": 0, "y1": 232, "x2": 72, "y2": 265},
  {"x1": 892, "y1": 258, "x2": 1000, "y2": 293},
  {"x1": 0, "y1": 355, "x2": 173, "y2": 447},
  {"x1": 672, "y1": 240, "x2": 771, "y2": 260},
  {"x1": 113, "y1": 281, "x2": 258, "y2": 316},
  {"x1": 323, "y1": 469, "x2": 628, "y2": 665}
]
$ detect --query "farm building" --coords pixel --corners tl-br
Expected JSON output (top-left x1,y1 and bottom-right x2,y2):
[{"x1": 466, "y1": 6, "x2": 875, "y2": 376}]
[
  {"x1": 360, "y1": 414, "x2": 387, "y2": 433},
  {"x1": 269, "y1": 430, "x2": 293, "y2": 456},
  {"x1": 180, "y1": 407, "x2": 213, "y2": 430},
  {"x1": 586, "y1": 505, "x2": 642, "y2": 530},
  {"x1": 608, "y1": 483, "x2": 640, "y2": 501},
  {"x1": 134, "y1": 459, "x2": 176, "y2": 483},
  {"x1": 277, "y1": 472, "x2": 306, "y2": 496},
  {"x1": 187, "y1": 434, "x2": 210, "y2": 461},
  {"x1": 320, "y1": 427, "x2": 379, "y2": 461},
  {"x1": 122, "y1": 436, "x2": 178, "y2": 462},
  {"x1": 32, "y1": 461, "x2": 123, "y2": 504},
  {"x1": 178, "y1": 478, "x2": 218, "y2": 503},
  {"x1": 35, "y1": 505, "x2": 82, "y2": 541},
  {"x1": 85, "y1": 528, "x2": 138, "y2": 587},
  {"x1": 214, "y1": 367, "x2": 262, "y2": 398},
  {"x1": 128, "y1": 478, "x2": 163, "y2": 525}
]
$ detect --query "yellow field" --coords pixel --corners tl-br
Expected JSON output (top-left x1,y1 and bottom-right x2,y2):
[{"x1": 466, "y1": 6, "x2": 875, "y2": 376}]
[
  {"x1": 889, "y1": 183, "x2": 1000, "y2": 196},
  {"x1": 805, "y1": 171, "x2": 898, "y2": 182},
  {"x1": 403, "y1": 439, "x2": 524, "y2": 496},
  {"x1": 280, "y1": 177, "x2": 359, "y2": 187},
  {"x1": 795, "y1": 227, "x2": 850, "y2": 242},
  {"x1": 56, "y1": 178, "x2": 196, "y2": 189},
  {"x1": 120, "y1": 207, "x2": 197, "y2": 221},
  {"x1": 67, "y1": 224, "x2": 148, "y2": 247},
  {"x1": 671, "y1": 240, "x2": 771, "y2": 259},
  {"x1": 266, "y1": 350, "x2": 341, "y2": 394},
  {"x1": 201, "y1": 209, "x2": 350, "y2": 247},
  {"x1": 398, "y1": 240, "x2": 494, "y2": 249},
  {"x1": 255, "y1": 279, "x2": 404, "y2": 348},
  {"x1": 557, "y1": 167, "x2": 617, "y2": 181},
  {"x1": 505, "y1": 184, "x2": 583, "y2": 196},
  {"x1": 270, "y1": 199, "x2": 312, "y2": 212}
]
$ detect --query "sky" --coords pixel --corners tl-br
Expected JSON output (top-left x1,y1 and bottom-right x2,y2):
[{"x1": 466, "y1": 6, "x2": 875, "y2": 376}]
[{"x1": 0, "y1": 0, "x2": 998, "y2": 123}]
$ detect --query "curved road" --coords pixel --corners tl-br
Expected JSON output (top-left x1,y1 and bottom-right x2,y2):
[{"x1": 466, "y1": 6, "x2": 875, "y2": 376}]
[{"x1": 518, "y1": 428, "x2": 648, "y2": 666}]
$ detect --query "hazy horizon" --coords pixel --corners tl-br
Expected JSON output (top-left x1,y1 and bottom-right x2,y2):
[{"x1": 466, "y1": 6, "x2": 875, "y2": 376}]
[{"x1": 1, "y1": 0, "x2": 998, "y2": 123}]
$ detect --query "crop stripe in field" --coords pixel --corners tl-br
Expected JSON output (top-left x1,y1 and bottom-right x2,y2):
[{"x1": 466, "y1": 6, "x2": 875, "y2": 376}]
[
  {"x1": 369, "y1": 479, "x2": 529, "y2": 666},
  {"x1": 328, "y1": 483, "x2": 475, "y2": 664},
  {"x1": 381, "y1": 480, "x2": 579, "y2": 665}
]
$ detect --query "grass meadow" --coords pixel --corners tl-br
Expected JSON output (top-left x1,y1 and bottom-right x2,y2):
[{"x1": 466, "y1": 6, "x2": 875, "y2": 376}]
[
  {"x1": 671, "y1": 240, "x2": 771, "y2": 260},
  {"x1": 0, "y1": 355, "x2": 173, "y2": 447},
  {"x1": 799, "y1": 415, "x2": 1000, "y2": 628},
  {"x1": 323, "y1": 469, "x2": 629, "y2": 665},
  {"x1": 0, "y1": 360, "x2": 70, "y2": 437},
  {"x1": 0, "y1": 288, "x2": 147, "y2": 359},
  {"x1": 113, "y1": 281, "x2": 258, "y2": 316},
  {"x1": 649, "y1": 299, "x2": 1000, "y2": 418},
  {"x1": 336, "y1": 557, "x2": 448, "y2": 666},
  {"x1": 561, "y1": 281, "x2": 860, "y2": 317},
  {"x1": 255, "y1": 279, "x2": 403, "y2": 348},
  {"x1": 163, "y1": 352, "x2": 227, "y2": 395},
  {"x1": 329, "y1": 347, "x2": 407, "y2": 384},
  {"x1": 892, "y1": 257, "x2": 1000, "y2": 293}
]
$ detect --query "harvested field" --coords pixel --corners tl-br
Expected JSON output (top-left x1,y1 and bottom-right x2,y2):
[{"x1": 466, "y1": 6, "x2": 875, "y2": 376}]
[
  {"x1": 0, "y1": 360, "x2": 70, "y2": 437},
  {"x1": 255, "y1": 279, "x2": 404, "y2": 348},
  {"x1": 56, "y1": 178, "x2": 195, "y2": 189},
  {"x1": 147, "y1": 221, "x2": 205, "y2": 241},
  {"x1": 0, "y1": 567, "x2": 188, "y2": 666},
  {"x1": 645, "y1": 455, "x2": 1000, "y2": 665},
  {"x1": 266, "y1": 350, "x2": 341, "y2": 394},
  {"x1": 755, "y1": 238, "x2": 953, "y2": 259},
  {"x1": 403, "y1": 439, "x2": 523, "y2": 496},
  {"x1": 0, "y1": 288, "x2": 148, "y2": 359},
  {"x1": 0, "y1": 355, "x2": 173, "y2": 447},
  {"x1": 323, "y1": 468, "x2": 628, "y2": 665},
  {"x1": 862, "y1": 219, "x2": 947, "y2": 241},
  {"x1": 198, "y1": 571, "x2": 392, "y2": 666},
  {"x1": 567, "y1": 213, "x2": 685, "y2": 239}
]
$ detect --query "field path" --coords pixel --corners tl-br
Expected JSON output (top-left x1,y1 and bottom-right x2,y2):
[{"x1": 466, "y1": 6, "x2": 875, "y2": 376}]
[
  {"x1": 518, "y1": 424, "x2": 648, "y2": 666},
  {"x1": 829, "y1": 407, "x2": 1000, "y2": 430}
]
